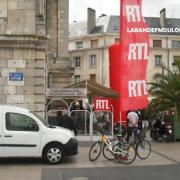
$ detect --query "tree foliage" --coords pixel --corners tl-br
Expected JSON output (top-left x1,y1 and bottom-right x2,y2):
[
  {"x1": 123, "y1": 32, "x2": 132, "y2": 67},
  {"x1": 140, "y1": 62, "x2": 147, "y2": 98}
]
[{"x1": 146, "y1": 59, "x2": 180, "y2": 120}]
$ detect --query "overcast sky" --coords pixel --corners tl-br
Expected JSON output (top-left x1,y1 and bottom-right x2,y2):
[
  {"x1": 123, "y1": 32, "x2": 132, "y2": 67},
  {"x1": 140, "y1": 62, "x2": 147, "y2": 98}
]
[{"x1": 69, "y1": 0, "x2": 180, "y2": 22}]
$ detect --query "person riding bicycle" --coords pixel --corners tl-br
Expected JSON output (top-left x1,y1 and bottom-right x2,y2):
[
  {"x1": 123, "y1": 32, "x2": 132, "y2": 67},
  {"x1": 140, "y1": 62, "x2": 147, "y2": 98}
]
[{"x1": 126, "y1": 110, "x2": 139, "y2": 142}]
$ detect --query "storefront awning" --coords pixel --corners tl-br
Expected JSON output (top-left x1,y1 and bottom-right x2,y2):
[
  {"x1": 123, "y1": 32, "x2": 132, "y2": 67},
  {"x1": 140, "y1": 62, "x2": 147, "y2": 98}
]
[{"x1": 65, "y1": 79, "x2": 119, "y2": 98}]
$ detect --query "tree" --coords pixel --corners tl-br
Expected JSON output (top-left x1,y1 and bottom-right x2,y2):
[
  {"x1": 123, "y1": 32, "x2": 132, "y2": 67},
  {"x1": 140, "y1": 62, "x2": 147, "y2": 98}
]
[{"x1": 146, "y1": 59, "x2": 180, "y2": 121}]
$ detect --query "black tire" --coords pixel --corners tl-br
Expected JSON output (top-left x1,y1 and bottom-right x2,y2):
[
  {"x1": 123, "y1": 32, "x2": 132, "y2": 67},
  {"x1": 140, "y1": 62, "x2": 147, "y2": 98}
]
[
  {"x1": 150, "y1": 130, "x2": 159, "y2": 140},
  {"x1": 115, "y1": 143, "x2": 136, "y2": 165},
  {"x1": 136, "y1": 139, "x2": 151, "y2": 159},
  {"x1": 42, "y1": 143, "x2": 64, "y2": 164},
  {"x1": 102, "y1": 143, "x2": 114, "y2": 160},
  {"x1": 89, "y1": 141, "x2": 102, "y2": 161}
]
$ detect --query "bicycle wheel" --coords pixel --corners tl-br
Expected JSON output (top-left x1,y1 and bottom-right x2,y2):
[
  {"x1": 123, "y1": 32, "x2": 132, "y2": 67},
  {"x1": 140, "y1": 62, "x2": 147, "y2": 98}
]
[
  {"x1": 136, "y1": 139, "x2": 151, "y2": 159},
  {"x1": 88, "y1": 141, "x2": 102, "y2": 161},
  {"x1": 102, "y1": 143, "x2": 114, "y2": 160},
  {"x1": 115, "y1": 143, "x2": 136, "y2": 165}
]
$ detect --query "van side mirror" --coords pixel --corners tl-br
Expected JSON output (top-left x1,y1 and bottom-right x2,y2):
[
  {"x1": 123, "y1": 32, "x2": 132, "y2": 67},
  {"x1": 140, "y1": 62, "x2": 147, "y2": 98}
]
[{"x1": 33, "y1": 123, "x2": 39, "y2": 131}]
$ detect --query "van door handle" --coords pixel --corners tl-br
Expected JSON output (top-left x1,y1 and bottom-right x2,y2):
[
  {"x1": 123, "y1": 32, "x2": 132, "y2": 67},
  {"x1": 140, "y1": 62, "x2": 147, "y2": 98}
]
[{"x1": 4, "y1": 135, "x2": 13, "y2": 138}]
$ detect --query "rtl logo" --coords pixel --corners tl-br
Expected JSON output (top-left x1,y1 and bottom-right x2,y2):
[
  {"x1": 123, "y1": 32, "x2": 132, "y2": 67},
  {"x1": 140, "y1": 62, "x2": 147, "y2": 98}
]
[{"x1": 94, "y1": 98, "x2": 111, "y2": 110}]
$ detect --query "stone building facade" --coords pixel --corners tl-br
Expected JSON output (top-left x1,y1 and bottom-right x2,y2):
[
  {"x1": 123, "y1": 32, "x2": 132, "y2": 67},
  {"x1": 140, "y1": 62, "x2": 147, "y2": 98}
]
[
  {"x1": 47, "y1": 0, "x2": 73, "y2": 89},
  {"x1": 0, "y1": 0, "x2": 71, "y2": 118}
]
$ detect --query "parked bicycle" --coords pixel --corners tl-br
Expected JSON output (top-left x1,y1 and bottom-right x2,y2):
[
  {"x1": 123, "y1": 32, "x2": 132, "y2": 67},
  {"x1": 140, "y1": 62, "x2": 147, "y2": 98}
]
[
  {"x1": 130, "y1": 128, "x2": 151, "y2": 159},
  {"x1": 88, "y1": 124, "x2": 136, "y2": 164}
]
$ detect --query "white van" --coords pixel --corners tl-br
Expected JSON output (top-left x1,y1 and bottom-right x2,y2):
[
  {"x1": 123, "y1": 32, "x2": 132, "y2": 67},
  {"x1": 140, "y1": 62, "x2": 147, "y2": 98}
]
[{"x1": 0, "y1": 105, "x2": 78, "y2": 164}]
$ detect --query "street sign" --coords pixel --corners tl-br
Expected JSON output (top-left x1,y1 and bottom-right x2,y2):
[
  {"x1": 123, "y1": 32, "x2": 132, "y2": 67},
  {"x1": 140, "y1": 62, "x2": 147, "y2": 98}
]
[
  {"x1": 9, "y1": 72, "x2": 24, "y2": 81},
  {"x1": 48, "y1": 88, "x2": 87, "y2": 97}
]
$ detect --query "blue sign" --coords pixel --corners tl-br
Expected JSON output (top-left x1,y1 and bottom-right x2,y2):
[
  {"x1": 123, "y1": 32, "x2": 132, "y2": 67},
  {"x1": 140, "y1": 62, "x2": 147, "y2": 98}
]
[{"x1": 9, "y1": 72, "x2": 24, "y2": 81}]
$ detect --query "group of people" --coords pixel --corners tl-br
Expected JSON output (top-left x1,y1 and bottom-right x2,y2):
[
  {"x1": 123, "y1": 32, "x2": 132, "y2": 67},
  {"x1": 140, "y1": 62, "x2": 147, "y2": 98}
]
[
  {"x1": 54, "y1": 106, "x2": 143, "y2": 141},
  {"x1": 55, "y1": 110, "x2": 112, "y2": 136}
]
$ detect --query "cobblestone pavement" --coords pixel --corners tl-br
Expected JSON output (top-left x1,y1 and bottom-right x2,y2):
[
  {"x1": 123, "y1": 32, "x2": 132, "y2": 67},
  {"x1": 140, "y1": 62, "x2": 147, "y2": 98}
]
[{"x1": 0, "y1": 140, "x2": 180, "y2": 180}]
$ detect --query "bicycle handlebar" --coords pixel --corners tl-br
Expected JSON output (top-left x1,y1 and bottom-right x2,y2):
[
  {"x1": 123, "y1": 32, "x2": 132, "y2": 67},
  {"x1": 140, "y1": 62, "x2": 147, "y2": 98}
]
[{"x1": 99, "y1": 129, "x2": 109, "y2": 135}]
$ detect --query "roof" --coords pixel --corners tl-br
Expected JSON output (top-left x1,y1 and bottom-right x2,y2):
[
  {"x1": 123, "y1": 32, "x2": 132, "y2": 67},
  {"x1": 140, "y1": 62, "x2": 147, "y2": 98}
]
[
  {"x1": 69, "y1": 16, "x2": 180, "y2": 38},
  {"x1": 145, "y1": 17, "x2": 180, "y2": 35},
  {"x1": 69, "y1": 16, "x2": 111, "y2": 38},
  {"x1": 65, "y1": 79, "x2": 119, "y2": 98}
]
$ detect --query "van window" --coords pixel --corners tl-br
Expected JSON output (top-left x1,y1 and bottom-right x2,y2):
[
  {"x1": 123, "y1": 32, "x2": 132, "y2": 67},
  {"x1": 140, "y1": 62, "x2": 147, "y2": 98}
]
[{"x1": 5, "y1": 113, "x2": 39, "y2": 131}]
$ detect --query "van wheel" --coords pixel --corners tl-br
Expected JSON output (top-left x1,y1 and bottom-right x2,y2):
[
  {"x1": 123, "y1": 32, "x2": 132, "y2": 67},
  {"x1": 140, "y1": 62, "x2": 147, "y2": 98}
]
[{"x1": 43, "y1": 144, "x2": 64, "y2": 164}]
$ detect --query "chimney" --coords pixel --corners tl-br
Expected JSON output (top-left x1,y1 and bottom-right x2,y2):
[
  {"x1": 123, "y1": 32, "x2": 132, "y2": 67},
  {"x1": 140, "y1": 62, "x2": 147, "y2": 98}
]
[
  {"x1": 160, "y1": 8, "x2": 166, "y2": 27},
  {"x1": 99, "y1": 14, "x2": 107, "y2": 18},
  {"x1": 87, "y1": 8, "x2": 96, "y2": 34}
]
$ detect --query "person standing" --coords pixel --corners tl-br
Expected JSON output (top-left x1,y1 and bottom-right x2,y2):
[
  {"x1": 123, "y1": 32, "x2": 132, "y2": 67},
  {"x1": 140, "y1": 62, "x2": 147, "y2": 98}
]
[
  {"x1": 126, "y1": 111, "x2": 139, "y2": 142},
  {"x1": 57, "y1": 110, "x2": 77, "y2": 135}
]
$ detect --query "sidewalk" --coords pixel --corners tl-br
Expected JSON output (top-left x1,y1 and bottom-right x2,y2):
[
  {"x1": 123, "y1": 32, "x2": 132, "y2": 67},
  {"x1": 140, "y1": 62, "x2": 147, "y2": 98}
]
[
  {"x1": 58, "y1": 140, "x2": 180, "y2": 168},
  {"x1": 0, "y1": 140, "x2": 180, "y2": 180}
]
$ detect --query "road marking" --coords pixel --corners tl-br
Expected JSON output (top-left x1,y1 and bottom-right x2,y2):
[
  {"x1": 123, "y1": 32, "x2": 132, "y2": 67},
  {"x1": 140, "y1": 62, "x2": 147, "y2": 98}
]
[{"x1": 70, "y1": 177, "x2": 88, "y2": 180}]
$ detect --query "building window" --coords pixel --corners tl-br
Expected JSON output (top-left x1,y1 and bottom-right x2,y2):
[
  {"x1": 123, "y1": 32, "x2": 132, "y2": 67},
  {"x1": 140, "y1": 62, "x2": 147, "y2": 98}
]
[
  {"x1": 74, "y1": 75, "x2": 80, "y2": 83},
  {"x1": 89, "y1": 55, "x2": 96, "y2": 68},
  {"x1": 90, "y1": 74, "x2": 96, "y2": 81},
  {"x1": 155, "y1": 55, "x2": 162, "y2": 66},
  {"x1": 172, "y1": 40, "x2": 180, "y2": 48},
  {"x1": 174, "y1": 56, "x2": 180, "y2": 62},
  {"x1": 173, "y1": 56, "x2": 180, "y2": 73},
  {"x1": 91, "y1": 39, "x2": 98, "y2": 48},
  {"x1": 76, "y1": 41, "x2": 83, "y2": 49},
  {"x1": 154, "y1": 75, "x2": 161, "y2": 84},
  {"x1": 153, "y1": 40, "x2": 162, "y2": 48},
  {"x1": 74, "y1": 57, "x2": 81, "y2": 68},
  {"x1": 36, "y1": 0, "x2": 45, "y2": 17},
  {"x1": 172, "y1": 56, "x2": 180, "y2": 68},
  {"x1": 115, "y1": 38, "x2": 120, "y2": 44},
  {"x1": 113, "y1": 26, "x2": 119, "y2": 30}
]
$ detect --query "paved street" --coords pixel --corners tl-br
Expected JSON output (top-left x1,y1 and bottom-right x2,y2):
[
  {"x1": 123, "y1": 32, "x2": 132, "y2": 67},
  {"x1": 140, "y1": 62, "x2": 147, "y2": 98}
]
[
  {"x1": 0, "y1": 139, "x2": 180, "y2": 180},
  {"x1": 41, "y1": 164, "x2": 180, "y2": 180}
]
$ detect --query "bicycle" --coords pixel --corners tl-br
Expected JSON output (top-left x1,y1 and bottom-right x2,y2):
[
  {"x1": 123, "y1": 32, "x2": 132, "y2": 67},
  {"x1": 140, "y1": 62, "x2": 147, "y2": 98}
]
[
  {"x1": 131, "y1": 128, "x2": 151, "y2": 159},
  {"x1": 88, "y1": 129, "x2": 136, "y2": 164}
]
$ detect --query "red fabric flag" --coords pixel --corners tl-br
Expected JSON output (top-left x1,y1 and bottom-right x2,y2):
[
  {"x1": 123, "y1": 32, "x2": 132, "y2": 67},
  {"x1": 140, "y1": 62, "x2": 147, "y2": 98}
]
[{"x1": 109, "y1": 0, "x2": 149, "y2": 121}]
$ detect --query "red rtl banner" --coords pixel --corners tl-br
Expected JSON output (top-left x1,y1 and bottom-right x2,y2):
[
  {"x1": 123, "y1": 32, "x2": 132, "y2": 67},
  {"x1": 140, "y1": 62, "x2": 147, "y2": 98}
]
[{"x1": 109, "y1": 0, "x2": 149, "y2": 121}]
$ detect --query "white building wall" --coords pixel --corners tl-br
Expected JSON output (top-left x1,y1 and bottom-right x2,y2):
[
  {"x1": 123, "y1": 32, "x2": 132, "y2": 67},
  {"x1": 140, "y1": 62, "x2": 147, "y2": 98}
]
[{"x1": 69, "y1": 33, "x2": 180, "y2": 88}]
